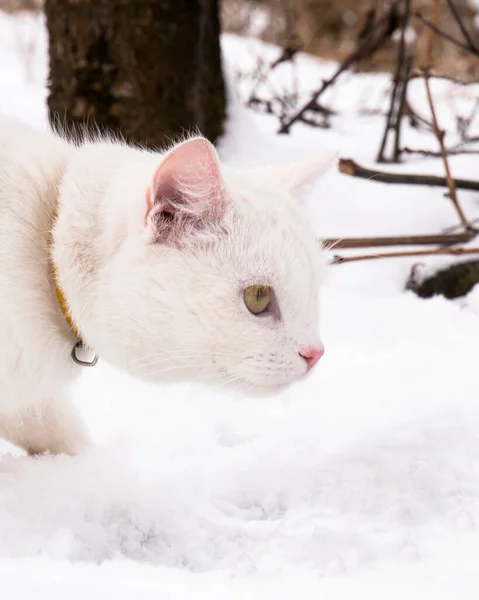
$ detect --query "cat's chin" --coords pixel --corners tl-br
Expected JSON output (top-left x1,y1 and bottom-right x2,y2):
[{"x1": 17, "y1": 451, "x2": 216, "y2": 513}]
[
  {"x1": 230, "y1": 383, "x2": 295, "y2": 400},
  {"x1": 212, "y1": 374, "x2": 298, "y2": 399},
  {"x1": 248, "y1": 383, "x2": 293, "y2": 398}
]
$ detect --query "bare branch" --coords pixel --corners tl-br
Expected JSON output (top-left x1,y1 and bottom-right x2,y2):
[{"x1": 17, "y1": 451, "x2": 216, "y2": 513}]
[
  {"x1": 404, "y1": 101, "x2": 435, "y2": 132},
  {"x1": 338, "y1": 158, "x2": 479, "y2": 191},
  {"x1": 410, "y1": 71, "x2": 479, "y2": 86},
  {"x1": 423, "y1": 75, "x2": 473, "y2": 213},
  {"x1": 332, "y1": 246, "x2": 479, "y2": 265},
  {"x1": 323, "y1": 231, "x2": 476, "y2": 249},
  {"x1": 418, "y1": 0, "x2": 469, "y2": 227},
  {"x1": 401, "y1": 146, "x2": 479, "y2": 157},
  {"x1": 298, "y1": 115, "x2": 330, "y2": 128},
  {"x1": 270, "y1": 45, "x2": 301, "y2": 69},
  {"x1": 376, "y1": 0, "x2": 413, "y2": 163},
  {"x1": 393, "y1": 56, "x2": 413, "y2": 162},
  {"x1": 309, "y1": 101, "x2": 336, "y2": 116}
]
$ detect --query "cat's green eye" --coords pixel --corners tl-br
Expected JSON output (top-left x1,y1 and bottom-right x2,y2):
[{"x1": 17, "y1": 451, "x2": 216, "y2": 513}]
[{"x1": 244, "y1": 285, "x2": 271, "y2": 315}]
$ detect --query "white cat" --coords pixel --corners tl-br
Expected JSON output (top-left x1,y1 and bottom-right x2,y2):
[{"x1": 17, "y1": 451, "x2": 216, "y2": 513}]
[{"x1": 0, "y1": 115, "x2": 333, "y2": 456}]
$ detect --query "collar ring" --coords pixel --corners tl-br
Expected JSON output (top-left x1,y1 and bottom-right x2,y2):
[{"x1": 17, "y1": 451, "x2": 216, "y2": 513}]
[{"x1": 71, "y1": 341, "x2": 99, "y2": 367}]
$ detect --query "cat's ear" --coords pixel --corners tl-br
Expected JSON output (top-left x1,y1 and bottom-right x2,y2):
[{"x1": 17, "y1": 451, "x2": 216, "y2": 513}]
[
  {"x1": 144, "y1": 137, "x2": 226, "y2": 243},
  {"x1": 281, "y1": 153, "x2": 338, "y2": 200}
]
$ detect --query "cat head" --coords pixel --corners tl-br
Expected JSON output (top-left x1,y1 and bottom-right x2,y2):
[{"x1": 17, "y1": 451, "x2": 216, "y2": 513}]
[{"x1": 91, "y1": 136, "x2": 335, "y2": 393}]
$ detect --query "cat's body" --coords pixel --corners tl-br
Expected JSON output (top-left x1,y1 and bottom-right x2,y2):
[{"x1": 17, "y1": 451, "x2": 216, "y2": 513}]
[{"x1": 0, "y1": 115, "x2": 332, "y2": 455}]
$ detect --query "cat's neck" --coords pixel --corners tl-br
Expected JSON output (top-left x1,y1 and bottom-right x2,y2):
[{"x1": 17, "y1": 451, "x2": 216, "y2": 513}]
[{"x1": 51, "y1": 141, "x2": 160, "y2": 348}]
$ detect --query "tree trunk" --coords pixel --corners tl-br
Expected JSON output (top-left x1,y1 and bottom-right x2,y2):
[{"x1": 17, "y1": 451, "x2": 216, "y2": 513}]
[{"x1": 44, "y1": 0, "x2": 226, "y2": 148}]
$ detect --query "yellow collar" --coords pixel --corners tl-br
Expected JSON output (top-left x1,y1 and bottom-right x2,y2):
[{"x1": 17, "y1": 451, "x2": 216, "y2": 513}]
[
  {"x1": 50, "y1": 212, "x2": 98, "y2": 366},
  {"x1": 53, "y1": 266, "x2": 98, "y2": 367},
  {"x1": 52, "y1": 263, "x2": 82, "y2": 343}
]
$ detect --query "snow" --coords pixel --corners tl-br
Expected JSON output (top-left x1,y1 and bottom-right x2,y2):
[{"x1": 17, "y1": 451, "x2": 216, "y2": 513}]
[{"x1": 1, "y1": 11, "x2": 479, "y2": 599}]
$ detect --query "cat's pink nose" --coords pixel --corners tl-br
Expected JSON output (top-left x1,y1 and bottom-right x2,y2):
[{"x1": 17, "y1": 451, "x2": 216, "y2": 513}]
[{"x1": 299, "y1": 347, "x2": 324, "y2": 372}]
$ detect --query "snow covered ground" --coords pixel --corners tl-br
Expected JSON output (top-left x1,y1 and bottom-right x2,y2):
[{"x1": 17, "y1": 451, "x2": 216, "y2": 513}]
[{"x1": 1, "y1": 11, "x2": 479, "y2": 599}]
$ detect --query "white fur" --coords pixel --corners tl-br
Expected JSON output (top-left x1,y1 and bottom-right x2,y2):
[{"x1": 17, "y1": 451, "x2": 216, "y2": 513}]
[{"x1": 0, "y1": 115, "x2": 333, "y2": 455}]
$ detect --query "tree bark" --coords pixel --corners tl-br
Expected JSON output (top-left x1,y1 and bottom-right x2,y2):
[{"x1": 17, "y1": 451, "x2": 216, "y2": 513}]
[{"x1": 44, "y1": 0, "x2": 226, "y2": 148}]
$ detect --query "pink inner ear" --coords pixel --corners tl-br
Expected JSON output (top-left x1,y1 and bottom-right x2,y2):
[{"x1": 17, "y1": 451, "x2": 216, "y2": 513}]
[
  {"x1": 143, "y1": 186, "x2": 154, "y2": 227},
  {"x1": 147, "y1": 138, "x2": 224, "y2": 223}
]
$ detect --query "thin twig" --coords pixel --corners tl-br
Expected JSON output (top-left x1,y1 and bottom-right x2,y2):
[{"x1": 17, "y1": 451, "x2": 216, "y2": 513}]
[
  {"x1": 404, "y1": 101, "x2": 435, "y2": 132},
  {"x1": 393, "y1": 0, "x2": 412, "y2": 162},
  {"x1": 339, "y1": 158, "x2": 479, "y2": 191},
  {"x1": 270, "y1": 45, "x2": 301, "y2": 69},
  {"x1": 394, "y1": 56, "x2": 413, "y2": 161},
  {"x1": 401, "y1": 146, "x2": 479, "y2": 157},
  {"x1": 309, "y1": 101, "x2": 337, "y2": 116},
  {"x1": 377, "y1": 0, "x2": 414, "y2": 162},
  {"x1": 443, "y1": 218, "x2": 479, "y2": 234},
  {"x1": 323, "y1": 231, "x2": 476, "y2": 249},
  {"x1": 423, "y1": 72, "x2": 468, "y2": 226},
  {"x1": 465, "y1": 135, "x2": 479, "y2": 144},
  {"x1": 377, "y1": 78, "x2": 400, "y2": 161},
  {"x1": 418, "y1": 0, "x2": 471, "y2": 229},
  {"x1": 458, "y1": 101, "x2": 479, "y2": 143},
  {"x1": 377, "y1": 3, "x2": 406, "y2": 163},
  {"x1": 410, "y1": 71, "x2": 479, "y2": 85},
  {"x1": 298, "y1": 115, "x2": 330, "y2": 129},
  {"x1": 332, "y1": 246, "x2": 479, "y2": 265}
]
